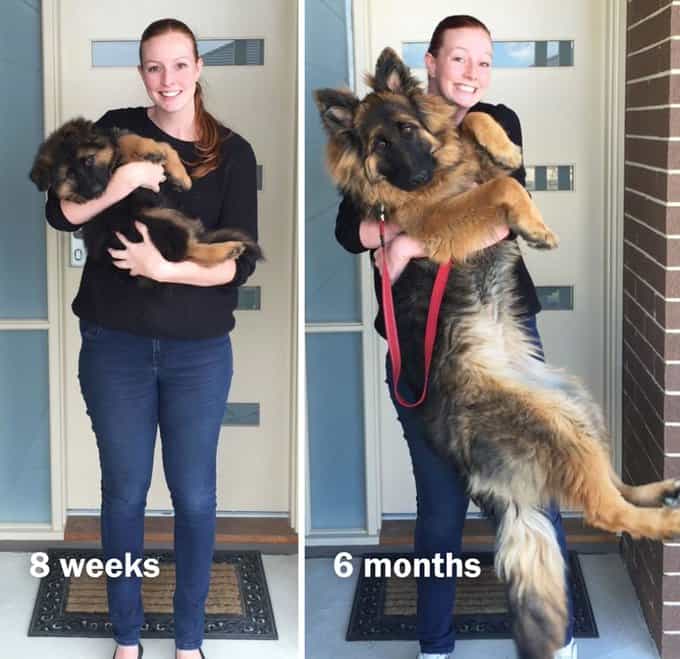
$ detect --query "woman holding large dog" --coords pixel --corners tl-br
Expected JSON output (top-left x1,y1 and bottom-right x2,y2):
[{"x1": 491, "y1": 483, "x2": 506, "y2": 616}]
[
  {"x1": 43, "y1": 18, "x2": 258, "y2": 659},
  {"x1": 335, "y1": 15, "x2": 576, "y2": 659}
]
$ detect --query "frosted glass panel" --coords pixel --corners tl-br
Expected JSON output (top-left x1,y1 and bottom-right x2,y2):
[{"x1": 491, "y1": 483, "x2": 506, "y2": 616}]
[
  {"x1": 0, "y1": 0, "x2": 47, "y2": 318},
  {"x1": 307, "y1": 332, "x2": 367, "y2": 530},
  {"x1": 92, "y1": 39, "x2": 264, "y2": 67},
  {"x1": 0, "y1": 331, "x2": 51, "y2": 523},
  {"x1": 402, "y1": 40, "x2": 574, "y2": 69},
  {"x1": 305, "y1": 0, "x2": 361, "y2": 323},
  {"x1": 526, "y1": 165, "x2": 574, "y2": 192},
  {"x1": 222, "y1": 402, "x2": 260, "y2": 426}
]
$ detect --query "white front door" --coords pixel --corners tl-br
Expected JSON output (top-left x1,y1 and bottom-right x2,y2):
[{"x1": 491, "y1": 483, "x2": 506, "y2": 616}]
[
  {"x1": 354, "y1": 0, "x2": 613, "y2": 515},
  {"x1": 54, "y1": 0, "x2": 296, "y2": 515}
]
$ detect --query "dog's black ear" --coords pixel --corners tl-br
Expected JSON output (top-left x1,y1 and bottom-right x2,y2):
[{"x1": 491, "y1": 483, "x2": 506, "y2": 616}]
[
  {"x1": 370, "y1": 47, "x2": 421, "y2": 96},
  {"x1": 314, "y1": 88, "x2": 359, "y2": 137},
  {"x1": 29, "y1": 149, "x2": 55, "y2": 191}
]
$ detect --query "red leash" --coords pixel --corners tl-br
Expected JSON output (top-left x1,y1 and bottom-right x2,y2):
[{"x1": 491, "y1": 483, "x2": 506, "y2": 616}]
[{"x1": 379, "y1": 206, "x2": 452, "y2": 408}]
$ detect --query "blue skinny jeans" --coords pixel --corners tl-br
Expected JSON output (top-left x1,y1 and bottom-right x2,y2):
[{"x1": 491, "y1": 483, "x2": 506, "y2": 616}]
[
  {"x1": 78, "y1": 319, "x2": 233, "y2": 650},
  {"x1": 386, "y1": 315, "x2": 574, "y2": 655}
]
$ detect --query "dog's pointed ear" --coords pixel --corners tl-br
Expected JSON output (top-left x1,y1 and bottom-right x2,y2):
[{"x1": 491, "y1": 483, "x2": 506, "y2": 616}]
[
  {"x1": 314, "y1": 88, "x2": 359, "y2": 137},
  {"x1": 371, "y1": 47, "x2": 421, "y2": 96},
  {"x1": 29, "y1": 148, "x2": 55, "y2": 191}
]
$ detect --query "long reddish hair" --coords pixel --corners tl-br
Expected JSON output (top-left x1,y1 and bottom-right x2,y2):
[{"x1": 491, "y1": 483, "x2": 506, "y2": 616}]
[
  {"x1": 139, "y1": 18, "x2": 228, "y2": 178},
  {"x1": 427, "y1": 15, "x2": 492, "y2": 57}
]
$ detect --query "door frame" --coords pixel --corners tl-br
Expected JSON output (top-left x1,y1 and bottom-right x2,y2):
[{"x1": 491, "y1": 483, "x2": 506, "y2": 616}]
[
  {"x1": 0, "y1": 0, "x2": 66, "y2": 541},
  {"x1": 349, "y1": 0, "x2": 627, "y2": 541}
]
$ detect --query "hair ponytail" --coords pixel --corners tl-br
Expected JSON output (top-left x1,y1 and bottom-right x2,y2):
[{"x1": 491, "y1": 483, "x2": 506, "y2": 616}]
[{"x1": 190, "y1": 81, "x2": 229, "y2": 178}]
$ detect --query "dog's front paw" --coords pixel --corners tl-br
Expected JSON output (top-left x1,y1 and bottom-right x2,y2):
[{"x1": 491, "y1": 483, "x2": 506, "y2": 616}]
[
  {"x1": 508, "y1": 202, "x2": 559, "y2": 251},
  {"x1": 491, "y1": 141, "x2": 522, "y2": 171},
  {"x1": 164, "y1": 169, "x2": 192, "y2": 191},
  {"x1": 141, "y1": 151, "x2": 165, "y2": 164},
  {"x1": 521, "y1": 226, "x2": 559, "y2": 250},
  {"x1": 464, "y1": 113, "x2": 522, "y2": 171}
]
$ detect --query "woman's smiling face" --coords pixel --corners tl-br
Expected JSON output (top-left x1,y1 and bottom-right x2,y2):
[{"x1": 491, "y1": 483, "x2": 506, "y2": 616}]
[
  {"x1": 425, "y1": 27, "x2": 493, "y2": 109},
  {"x1": 138, "y1": 31, "x2": 203, "y2": 113}
]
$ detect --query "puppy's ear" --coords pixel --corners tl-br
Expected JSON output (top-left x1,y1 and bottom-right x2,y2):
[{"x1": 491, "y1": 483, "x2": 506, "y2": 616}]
[
  {"x1": 29, "y1": 148, "x2": 55, "y2": 191},
  {"x1": 314, "y1": 88, "x2": 359, "y2": 138},
  {"x1": 370, "y1": 47, "x2": 421, "y2": 97}
]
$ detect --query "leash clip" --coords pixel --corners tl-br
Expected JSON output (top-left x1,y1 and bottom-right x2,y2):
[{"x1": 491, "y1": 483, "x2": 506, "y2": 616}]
[{"x1": 378, "y1": 203, "x2": 386, "y2": 248}]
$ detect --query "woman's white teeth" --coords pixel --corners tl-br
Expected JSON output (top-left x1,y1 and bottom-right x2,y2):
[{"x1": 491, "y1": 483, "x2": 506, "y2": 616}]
[
  {"x1": 161, "y1": 90, "x2": 181, "y2": 97},
  {"x1": 457, "y1": 84, "x2": 476, "y2": 93}
]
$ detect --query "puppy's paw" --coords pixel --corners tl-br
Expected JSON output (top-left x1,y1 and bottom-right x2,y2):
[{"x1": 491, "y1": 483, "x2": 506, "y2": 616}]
[
  {"x1": 141, "y1": 151, "x2": 165, "y2": 164},
  {"x1": 165, "y1": 169, "x2": 192, "y2": 191}
]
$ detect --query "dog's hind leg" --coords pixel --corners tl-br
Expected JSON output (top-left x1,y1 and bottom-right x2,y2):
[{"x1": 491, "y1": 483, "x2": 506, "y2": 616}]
[
  {"x1": 610, "y1": 473, "x2": 680, "y2": 508},
  {"x1": 557, "y1": 437, "x2": 680, "y2": 540},
  {"x1": 455, "y1": 377, "x2": 680, "y2": 540},
  {"x1": 537, "y1": 413, "x2": 680, "y2": 538},
  {"x1": 186, "y1": 240, "x2": 247, "y2": 266}
]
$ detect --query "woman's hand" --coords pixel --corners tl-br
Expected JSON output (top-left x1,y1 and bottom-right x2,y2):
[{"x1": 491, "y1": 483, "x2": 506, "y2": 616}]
[
  {"x1": 374, "y1": 234, "x2": 428, "y2": 283},
  {"x1": 108, "y1": 221, "x2": 170, "y2": 281},
  {"x1": 358, "y1": 219, "x2": 403, "y2": 249},
  {"x1": 374, "y1": 223, "x2": 512, "y2": 283},
  {"x1": 109, "y1": 161, "x2": 166, "y2": 197}
]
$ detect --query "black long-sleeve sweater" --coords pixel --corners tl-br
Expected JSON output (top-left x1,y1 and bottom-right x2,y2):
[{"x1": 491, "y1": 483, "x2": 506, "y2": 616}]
[
  {"x1": 334, "y1": 101, "x2": 541, "y2": 339},
  {"x1": 45, "y1": 107, "x2": 258, "y2": 339}
]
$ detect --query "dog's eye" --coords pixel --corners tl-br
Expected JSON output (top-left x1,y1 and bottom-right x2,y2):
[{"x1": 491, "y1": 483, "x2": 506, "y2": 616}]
[
  {"x1": 400, "y1": 123, "x2": 415, "y2": 136},
  {"x1": 374, "y1": 138, "x2": 389, "y2": 152},
  {"x1": 83, "y1": 155, "x2": 95, "y2": 167}
]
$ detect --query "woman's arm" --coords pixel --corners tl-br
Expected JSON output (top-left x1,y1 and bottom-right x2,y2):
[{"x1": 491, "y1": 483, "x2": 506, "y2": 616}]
[
  {"x1": 214, "y1": 137, "x2": 259, "y2": 288},
  {"x1": 108, "y1": 223, "x2": 238, "y2": 285},
  {"x1": 58, "y1": 161, "x2": 166, "y2": 226}
]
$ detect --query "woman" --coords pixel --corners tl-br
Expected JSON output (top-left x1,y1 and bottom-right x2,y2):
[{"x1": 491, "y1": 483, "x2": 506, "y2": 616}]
[
  {"x1": 44, "y1": 18, "x2": 258, "y2": 659},
  {"x1": 335, "y1": 15, "x2": 576, "y2": 659}
]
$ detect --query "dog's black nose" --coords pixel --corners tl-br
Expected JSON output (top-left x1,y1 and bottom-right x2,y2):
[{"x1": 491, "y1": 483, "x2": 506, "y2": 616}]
[{"x1": 409, "y1": 169, "x2": 431, "y2": 186}]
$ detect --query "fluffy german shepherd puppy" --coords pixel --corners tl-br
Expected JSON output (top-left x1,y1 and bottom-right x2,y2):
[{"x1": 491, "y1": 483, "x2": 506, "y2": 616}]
[
  {"x1": 30, "y1": 118, "x2": 261, "y2": 270},
  {"x1": 316, "y1": 48, "x2": 680, "y2": 658}
]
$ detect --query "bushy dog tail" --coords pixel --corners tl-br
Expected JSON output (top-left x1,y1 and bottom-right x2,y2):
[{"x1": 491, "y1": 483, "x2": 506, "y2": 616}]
[{"x1": 495, "y1": 504, "x2": 567, "y2": 659}]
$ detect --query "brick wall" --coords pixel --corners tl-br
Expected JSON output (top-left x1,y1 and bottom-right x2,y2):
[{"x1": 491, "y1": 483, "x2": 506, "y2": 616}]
[{"x1": 622, "y1": 2, "x2": 680, "y2": 656}]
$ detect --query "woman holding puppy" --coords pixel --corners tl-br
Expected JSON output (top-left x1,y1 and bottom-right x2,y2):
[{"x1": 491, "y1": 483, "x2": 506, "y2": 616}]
[
  {"x1": 44, "y1": 18, "x2": 258, "y2": 659},
  {"x1": 335, "y1": 15, "x2": 576, "y2": 659}
]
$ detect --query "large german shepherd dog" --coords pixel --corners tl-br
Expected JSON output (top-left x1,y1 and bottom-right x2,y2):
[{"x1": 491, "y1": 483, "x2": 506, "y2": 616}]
[
  {"x1": 316, "y1": 48, "x2": 680, "y2": 658},
  {"x1": 30, "y1": 118, "x2": 261, "y2": 273}
]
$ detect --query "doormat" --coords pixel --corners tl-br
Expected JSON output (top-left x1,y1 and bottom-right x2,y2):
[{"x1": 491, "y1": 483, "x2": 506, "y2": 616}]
[
  {"x1": 347, "y1": 551, "x2": 597, "y2": 641},
  {"x1": 28, "y1": 549, "x2": 277, "y2": 640}
]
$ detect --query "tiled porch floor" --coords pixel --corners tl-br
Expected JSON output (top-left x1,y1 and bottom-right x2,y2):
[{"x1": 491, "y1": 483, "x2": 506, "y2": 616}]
[
  {"x1": 306, "y1": 553, "x2": 659, "y2": 658},
  {"x1": 0, "y1": 552, "x2": 298, "y2": 659}
]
